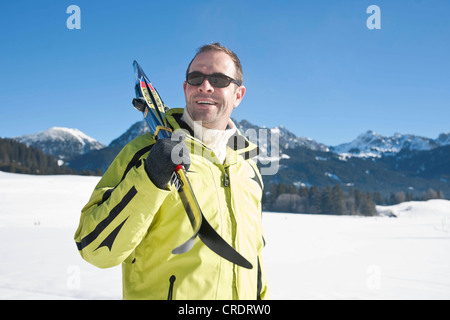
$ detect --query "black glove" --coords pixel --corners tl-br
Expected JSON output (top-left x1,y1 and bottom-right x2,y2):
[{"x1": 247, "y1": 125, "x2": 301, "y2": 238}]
[{"x1": 145, "y1": 133, "x2": 190, "y2": 189}]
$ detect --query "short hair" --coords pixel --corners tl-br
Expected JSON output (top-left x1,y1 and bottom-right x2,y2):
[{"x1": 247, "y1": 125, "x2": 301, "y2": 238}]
[{"x1": 186, "y1": 42, "x2": 243, "y2": 85}]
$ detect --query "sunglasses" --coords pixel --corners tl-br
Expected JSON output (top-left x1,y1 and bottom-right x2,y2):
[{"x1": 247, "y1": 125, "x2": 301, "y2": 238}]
[{"x1": 186, "y1": 71, "x2": 241, "y2": 88}]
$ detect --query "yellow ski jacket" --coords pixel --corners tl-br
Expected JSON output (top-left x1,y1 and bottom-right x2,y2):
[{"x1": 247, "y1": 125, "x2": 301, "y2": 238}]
[{"x1": 74, "y1": 108, "x2": 269, "y2": 300}]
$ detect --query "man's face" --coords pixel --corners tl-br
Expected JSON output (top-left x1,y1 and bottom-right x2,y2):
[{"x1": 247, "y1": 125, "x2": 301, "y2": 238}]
[{"x1": 183, "y1": 51, "x2": 245, "y2": 130}]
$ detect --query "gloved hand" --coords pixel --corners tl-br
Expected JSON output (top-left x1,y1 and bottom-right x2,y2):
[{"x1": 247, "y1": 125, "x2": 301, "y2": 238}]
[{"x1": 144, "y1": 133, "x2": 190, "y2": 189}]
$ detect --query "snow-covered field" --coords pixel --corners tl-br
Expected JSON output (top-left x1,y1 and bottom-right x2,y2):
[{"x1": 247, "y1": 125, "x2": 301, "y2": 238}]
[{"x1": 1, "y1": 171, "x2": 449, "y2": 300}]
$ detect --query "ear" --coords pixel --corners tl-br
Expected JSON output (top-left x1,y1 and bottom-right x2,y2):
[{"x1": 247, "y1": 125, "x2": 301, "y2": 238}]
[
  {"x1": 183, "y1": 81, "x2": 187, "y2": 94},
  {"x1": 233, "y1": 85, "x2": 246, "y2": 109}
]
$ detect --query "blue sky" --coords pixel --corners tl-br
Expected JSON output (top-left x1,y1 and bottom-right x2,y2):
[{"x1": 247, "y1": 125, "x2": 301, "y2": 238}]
[{"x1": 1, "y1": 0, "x2": 449, "y2": 146}]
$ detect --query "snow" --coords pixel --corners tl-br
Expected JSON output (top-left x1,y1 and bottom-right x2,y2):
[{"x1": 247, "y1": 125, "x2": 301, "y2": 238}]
[
  {"x1": 325, "y1": 172, "x2": 341, "y2": 182},
  {"x1": 0, "y1": 171, "x2": 121, "y2": 299},
  {"x1": 264, "y1": 207, "x2": 450, "y2": 299},
  {"x1": 1, "y1": 171, "x2": 450, "y2": 300}
]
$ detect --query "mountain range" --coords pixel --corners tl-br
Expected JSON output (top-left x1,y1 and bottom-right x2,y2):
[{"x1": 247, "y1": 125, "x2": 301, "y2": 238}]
[
  {"x1": 8, "y1": 120, "x2": 450, "y2": 197},
  {"x1": 331, "y1": 130, "x2": 450, "y2": 158}
]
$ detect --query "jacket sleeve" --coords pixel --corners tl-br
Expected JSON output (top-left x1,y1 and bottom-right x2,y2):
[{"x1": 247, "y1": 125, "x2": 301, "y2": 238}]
[{"x1": 74, "y1": 137, "x2": 170, "y2": 269}]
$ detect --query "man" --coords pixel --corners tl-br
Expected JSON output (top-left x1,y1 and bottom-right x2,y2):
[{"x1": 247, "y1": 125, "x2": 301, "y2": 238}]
[{"x1": 74, "y1": 43, "x2": 269, "y2": 300}]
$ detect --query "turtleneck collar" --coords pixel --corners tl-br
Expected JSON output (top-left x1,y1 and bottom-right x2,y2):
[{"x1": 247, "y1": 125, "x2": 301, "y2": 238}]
[{"x1": 181, "y1": 109, "x2": 237, "y2": 164}]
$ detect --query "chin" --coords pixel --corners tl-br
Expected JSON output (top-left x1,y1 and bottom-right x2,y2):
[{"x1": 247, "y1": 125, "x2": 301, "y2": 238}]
[{"x1": 191, "y1": 110, "x2": 217, "y2": 122}]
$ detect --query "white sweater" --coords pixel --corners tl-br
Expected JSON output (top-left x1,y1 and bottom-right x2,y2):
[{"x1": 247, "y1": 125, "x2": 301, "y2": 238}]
[{"x1": 181, "y1": 110, "x2": 237, "y2": 164}]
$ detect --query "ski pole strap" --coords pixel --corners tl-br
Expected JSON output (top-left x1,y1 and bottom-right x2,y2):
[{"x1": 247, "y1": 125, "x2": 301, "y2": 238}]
[{"x1": 153, "y1": 125, "x2": 173, "y2": 140}]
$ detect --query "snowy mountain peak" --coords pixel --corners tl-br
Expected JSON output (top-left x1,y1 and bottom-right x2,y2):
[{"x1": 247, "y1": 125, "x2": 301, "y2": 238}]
[
  {"x1": 14, "y1": 127, "x2": 106, "y2": 160},
  {"x1": 35, "y1": 127, "x2": 99, "y2": 144},
  {"x1": 332, "y1": 130, "x2": 444, "y2": 158},
  {"x1": 436, "y1": 132, "x2": 450, "y2": 145},
  {"x1": 108, "y1": 121, "x2": 149, "y2": 149}
]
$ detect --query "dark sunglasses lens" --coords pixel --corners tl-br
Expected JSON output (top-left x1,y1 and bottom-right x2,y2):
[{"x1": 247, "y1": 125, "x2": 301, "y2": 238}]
[
  {"x1": 208, "y1": 75, "x2": 230, "y2": 88},
  {"x1": 187, "y1": 73, "x2": 205, "y2": 86}
]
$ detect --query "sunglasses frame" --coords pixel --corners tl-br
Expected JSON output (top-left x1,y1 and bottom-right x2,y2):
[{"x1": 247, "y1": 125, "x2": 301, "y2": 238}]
[{"x1": 186, "y1": 71, "x2": 241, "y2": 88}]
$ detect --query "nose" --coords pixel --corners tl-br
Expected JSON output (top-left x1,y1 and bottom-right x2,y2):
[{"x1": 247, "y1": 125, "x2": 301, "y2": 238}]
[{"x1": 197, "y1": 78, "x2": 214, "y2": 93}]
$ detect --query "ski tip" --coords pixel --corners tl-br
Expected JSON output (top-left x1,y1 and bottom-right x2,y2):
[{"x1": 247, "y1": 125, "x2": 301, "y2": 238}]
[
  {"x1": 240, "y1": 260, "x2": 253, "y2": 270},
  {"x1": 172, "y1": 238, "x2": 196, "y2": 255}
]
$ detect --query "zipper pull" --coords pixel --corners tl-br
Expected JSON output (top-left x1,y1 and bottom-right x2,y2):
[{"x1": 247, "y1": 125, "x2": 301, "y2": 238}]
[
  {"x1": 167, "y1": 275, "x2": 176, "y2": 300},
  {"x1": 223, "y1": 169, "x2": 230, "y2": 187}
]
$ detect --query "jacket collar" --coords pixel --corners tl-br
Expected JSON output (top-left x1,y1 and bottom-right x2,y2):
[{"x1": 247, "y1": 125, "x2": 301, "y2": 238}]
[{"x1": 165, "y1": 108, "x2": 261, "y2": 161}]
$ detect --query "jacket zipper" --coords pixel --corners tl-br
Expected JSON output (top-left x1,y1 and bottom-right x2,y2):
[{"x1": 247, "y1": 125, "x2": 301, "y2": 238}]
[
  {"x1": 223, "y1": 167, "x2": 230, "y2": 187},
  {"x1": 167, "y1": 275, "x2": 176, "y2": 300},
  {"x1": 222, "y1": 165, "x2": 238, "y2": 298}
]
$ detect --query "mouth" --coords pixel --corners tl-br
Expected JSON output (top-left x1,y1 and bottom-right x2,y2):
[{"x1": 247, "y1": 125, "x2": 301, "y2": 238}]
[
  {"x1": 194, "y1": 98, "x2": 219, "y2": 109},
  {"x1": 196, "y1": 100, "x2": 217, "y2": 106}
]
